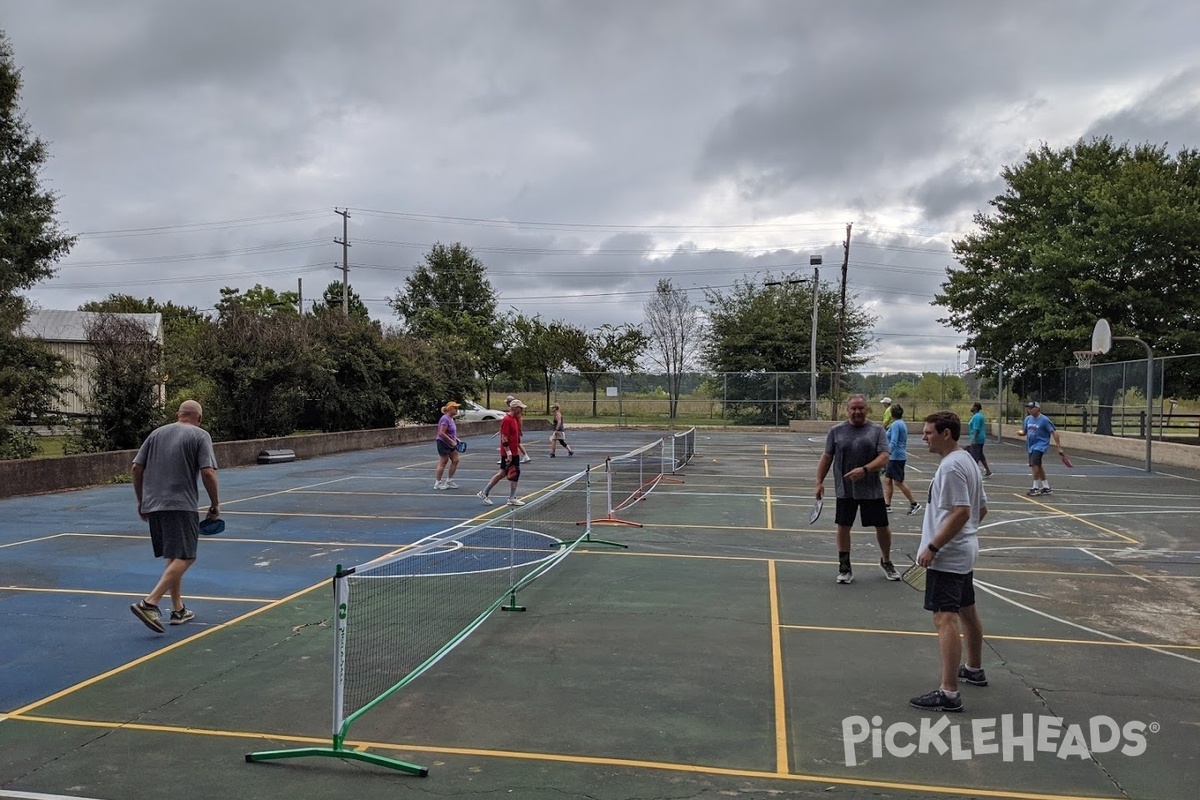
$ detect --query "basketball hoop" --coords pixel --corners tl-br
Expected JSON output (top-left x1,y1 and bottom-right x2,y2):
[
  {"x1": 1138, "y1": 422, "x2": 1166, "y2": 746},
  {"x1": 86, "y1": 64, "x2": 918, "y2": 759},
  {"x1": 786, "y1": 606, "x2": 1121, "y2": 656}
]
[{"x1": 1073, "y1": 350, "x2": 1098, "y2": 368}]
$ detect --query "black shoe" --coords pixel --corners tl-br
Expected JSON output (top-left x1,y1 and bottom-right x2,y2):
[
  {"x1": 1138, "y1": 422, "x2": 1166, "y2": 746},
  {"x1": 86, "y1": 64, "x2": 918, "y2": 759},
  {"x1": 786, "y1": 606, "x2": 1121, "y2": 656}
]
[
  {"x1": 909, "y1": 689, "x2": 963, "y2": 712},
  {"x1": 958, "y1": 665, "x2": 988, "y2": 686},
  {"x1": 131, "y1": 600, "x2": 165, "y2": 633},
  {"x1": 1039, "y1": 487, "x2": 1052, "y2": 495},
  {"x1": 907, "y1": 502, "x2": 923, "y2": 515},
  {"x1": 1027, "y1": 488, "x2": 1040, "y2": 496},
  {"x1": 880, "y1": 559, "x2": 900, "y2": 581}
]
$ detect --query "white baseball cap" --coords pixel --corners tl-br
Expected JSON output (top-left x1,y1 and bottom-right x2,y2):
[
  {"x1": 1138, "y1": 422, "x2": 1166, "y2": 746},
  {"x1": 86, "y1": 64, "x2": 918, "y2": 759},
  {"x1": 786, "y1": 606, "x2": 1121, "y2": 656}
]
[
  {"x1": 880, "y1": 396, "x2": 892, "y2": 404},
  {"x1": 508, "y1": 399, "x2": 527, "y2": 409}
]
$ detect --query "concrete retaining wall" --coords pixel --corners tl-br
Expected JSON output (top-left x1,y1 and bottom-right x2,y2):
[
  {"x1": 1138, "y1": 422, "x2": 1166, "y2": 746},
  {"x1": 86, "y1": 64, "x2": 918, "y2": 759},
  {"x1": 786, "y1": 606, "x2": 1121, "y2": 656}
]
[{"x1": 1, "y1": 419, "x2": 551, "y2": 499}]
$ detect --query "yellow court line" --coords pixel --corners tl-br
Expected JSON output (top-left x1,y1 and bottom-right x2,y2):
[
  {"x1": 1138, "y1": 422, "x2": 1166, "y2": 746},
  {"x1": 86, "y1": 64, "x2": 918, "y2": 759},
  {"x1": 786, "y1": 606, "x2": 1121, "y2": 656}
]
[
  {"x1": 5, "y1": 715, "x2": 1119, "y2": 800},
  {"x1": 0, "y1": 586, "x2": 273, "y2": 603},
  {"x1": 643, "y1": 521, "x2": 1127, "y2": 544},
  {"x1": 7, "y1": 580, "x2": 328, "y2": 717},
  {"x1": 779, "y1": 623, "x2": 1200, "y2": 651},
  {"x1": 767, "y1": 560, "x2": 788, "y2": 774},
  {"x1": 764, "y1": 487, "x2": 774, "y2": 529},
  {"x1": 1017, "y1": 495, "x2": 1140, "y2": 545}
]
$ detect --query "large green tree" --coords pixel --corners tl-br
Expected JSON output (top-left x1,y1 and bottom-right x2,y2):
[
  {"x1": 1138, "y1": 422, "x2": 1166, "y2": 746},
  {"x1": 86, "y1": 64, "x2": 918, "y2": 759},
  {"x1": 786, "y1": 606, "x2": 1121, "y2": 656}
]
[
  {"x1": 566, "y1": 324, "x2": 648, "y2": 417},
  {"x1": 703, "y1": 272, "x2": 876, "y2": 421},
  {"x1": 938, "y1": 137, "x2": 1200, "y2": 432},
  {"x1": 0, "y1": 32, "x2": 75, "y2": 458},
  {"x1": 510, "y1": 315, "x2": 583, "y2": 413}
]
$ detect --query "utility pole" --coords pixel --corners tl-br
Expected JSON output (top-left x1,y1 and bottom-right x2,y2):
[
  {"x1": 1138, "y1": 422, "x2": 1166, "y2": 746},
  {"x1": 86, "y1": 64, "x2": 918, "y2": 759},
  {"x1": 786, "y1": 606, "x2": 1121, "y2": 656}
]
[
  {"x1": 297, "y1": 277, "x2": 303, "y2": 315},
  {"x1": 334, "y1": 208, "x2": 351, "y2": 316},
  {"x1": 809, "y1": 255, "x2": 821, "y2": 420},
  {"x1": 833, "y1": 222, "x2": 852, "y2": 414}
]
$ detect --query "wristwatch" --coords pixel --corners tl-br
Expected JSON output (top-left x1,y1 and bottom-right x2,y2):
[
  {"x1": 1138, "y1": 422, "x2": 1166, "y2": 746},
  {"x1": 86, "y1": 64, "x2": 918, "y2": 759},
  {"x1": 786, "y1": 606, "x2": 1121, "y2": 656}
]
[{"x1": 927, "y1": 543, "x2": 940, "y2": 554}]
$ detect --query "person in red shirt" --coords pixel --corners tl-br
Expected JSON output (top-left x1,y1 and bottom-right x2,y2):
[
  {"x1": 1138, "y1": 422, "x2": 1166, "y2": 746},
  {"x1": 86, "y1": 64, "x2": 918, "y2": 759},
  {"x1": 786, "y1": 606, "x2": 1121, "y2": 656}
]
[{"x1": 478, "y1": 399, "x2": 526, "y2": 506}]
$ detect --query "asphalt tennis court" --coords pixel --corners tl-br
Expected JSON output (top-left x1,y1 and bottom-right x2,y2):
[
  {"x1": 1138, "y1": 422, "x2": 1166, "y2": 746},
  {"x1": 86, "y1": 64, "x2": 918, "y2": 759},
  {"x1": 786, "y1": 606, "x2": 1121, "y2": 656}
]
[{"x1": 2, "y1": 427, "x2": 1198, "y2": 800}]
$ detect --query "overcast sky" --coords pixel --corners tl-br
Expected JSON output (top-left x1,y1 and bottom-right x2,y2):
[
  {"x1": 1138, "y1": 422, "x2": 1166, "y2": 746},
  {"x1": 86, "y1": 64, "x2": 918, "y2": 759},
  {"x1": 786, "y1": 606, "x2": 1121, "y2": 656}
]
[{"x1": 5, "y1": 1, "x2": 1199, "y2": 373}]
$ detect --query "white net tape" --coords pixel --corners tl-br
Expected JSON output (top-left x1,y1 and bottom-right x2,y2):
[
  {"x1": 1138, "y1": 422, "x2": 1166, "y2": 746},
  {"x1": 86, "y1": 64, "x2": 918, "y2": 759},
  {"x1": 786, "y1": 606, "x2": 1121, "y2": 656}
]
[{"x1": 1073, "y1": 350, "x2": 1097, "y2": 368}]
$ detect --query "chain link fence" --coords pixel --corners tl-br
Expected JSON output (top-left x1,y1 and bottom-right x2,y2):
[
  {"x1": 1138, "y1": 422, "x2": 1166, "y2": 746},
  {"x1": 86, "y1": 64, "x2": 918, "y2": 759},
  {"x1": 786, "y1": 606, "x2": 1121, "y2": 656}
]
[{"x1": 491, "y1": 357, "x2": 1200, "y2": 443}]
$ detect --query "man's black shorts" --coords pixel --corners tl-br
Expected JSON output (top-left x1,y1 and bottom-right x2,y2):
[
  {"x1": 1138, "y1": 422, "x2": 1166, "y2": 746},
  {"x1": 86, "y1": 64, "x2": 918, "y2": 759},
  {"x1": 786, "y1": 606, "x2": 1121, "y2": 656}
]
[
  {"x1": 968, "y1": 443, "x2": 985, "y2": 463},
  {"x1": 501, "y1": 453, "x2": 521, "y2": 481},
  {"x1": 924, "y1": 568, "x2": 976, "y2": 613},
  {"x1": 1028, "y1": 450, "x2": 1045, "y2": 467},
  {"x1": 884, "y1": 460, "x2": 906, "y2": 482},
  {"x1": 834, "y1": 497, "x2": 889, "y2": 528},
  {"x1": 148, "y1": 510, "x2": 199, "y2": 560}
]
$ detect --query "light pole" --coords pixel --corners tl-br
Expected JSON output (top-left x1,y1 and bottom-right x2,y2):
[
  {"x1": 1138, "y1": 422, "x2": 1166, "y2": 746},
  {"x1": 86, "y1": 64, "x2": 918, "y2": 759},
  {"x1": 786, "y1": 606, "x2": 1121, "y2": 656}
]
[{"x1": 809, "y1": 255, "x2": 821, "y2": 420}]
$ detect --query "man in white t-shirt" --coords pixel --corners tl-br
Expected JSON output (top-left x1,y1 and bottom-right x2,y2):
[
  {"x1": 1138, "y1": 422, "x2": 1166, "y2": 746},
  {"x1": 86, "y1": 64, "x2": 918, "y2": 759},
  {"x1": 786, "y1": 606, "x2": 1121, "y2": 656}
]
[{"x1": 910, "y1": 411, "x2": 988, "y2": 713}]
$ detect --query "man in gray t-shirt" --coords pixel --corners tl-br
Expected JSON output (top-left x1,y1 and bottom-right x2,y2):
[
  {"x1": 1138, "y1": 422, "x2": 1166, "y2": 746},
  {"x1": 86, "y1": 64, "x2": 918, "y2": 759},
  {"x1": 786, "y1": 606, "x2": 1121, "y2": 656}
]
[
  {"x1": 130, "y1": 400, "x2": 220, "y2": 633},
  {"x1": 815, "y1": 394, "x2": 896, "y2": 585}
]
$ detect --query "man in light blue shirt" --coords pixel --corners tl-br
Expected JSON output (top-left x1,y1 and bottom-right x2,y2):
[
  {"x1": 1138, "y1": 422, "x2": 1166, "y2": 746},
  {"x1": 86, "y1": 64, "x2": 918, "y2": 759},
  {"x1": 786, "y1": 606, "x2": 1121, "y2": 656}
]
[
  {"x1": 1017, "y1": 401, "x2": 1065, "y2": 496},
  {"x1": 883, "y1": 404, "x2": 922, "y2": 516},
  {"x1": 967, "y1": 402, "x2": 993, "y2": 478}
]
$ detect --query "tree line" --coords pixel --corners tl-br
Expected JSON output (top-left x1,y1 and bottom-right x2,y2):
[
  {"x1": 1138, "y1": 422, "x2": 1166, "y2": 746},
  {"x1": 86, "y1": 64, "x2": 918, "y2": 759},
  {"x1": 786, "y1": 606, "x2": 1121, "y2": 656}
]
[{"x1": 4, "y1": 28, "x2": 1199, "y2": 455}]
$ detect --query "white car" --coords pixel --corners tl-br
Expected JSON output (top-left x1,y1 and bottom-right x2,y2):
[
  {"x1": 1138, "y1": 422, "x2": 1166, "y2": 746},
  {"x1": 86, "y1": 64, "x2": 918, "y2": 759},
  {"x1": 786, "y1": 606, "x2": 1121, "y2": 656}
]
[{"x1": 457, "y1": 400, "x2": 508, "y2": 422}]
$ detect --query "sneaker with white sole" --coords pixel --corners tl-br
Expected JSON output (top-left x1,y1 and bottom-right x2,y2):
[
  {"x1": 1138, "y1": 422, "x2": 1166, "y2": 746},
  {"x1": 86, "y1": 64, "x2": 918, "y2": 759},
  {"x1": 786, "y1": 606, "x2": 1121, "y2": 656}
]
[
  {"x1": 434, "y1": 481, "x2": 446, "y2": 490},
  {"x1": 1027, "y1": 487, "x2": 1040, "y2": 496},
  {"x1": 477, "y1": 491, "x2": 493, "y2": 506},
  {"x1": 880, "y1": 559, "x2": 900, "y2": 581},
  {"x1": 958, "y1": 665, "x2": 988, "y2": 686},
  {"x1": 520, "y1": 455, "x2": 532, "y2": 463},
  {"x1": 909, "y1": 689, "x2": 963, "y2": 712},
  {"x1": 444, "y1": 480, "x2": 458, "y2": 489},
  {"x1": 507, "y1": 498, "x2": 525, "y2": 506},
  {"x1": 169, "y1": 607, "x2": 195, "y2": 626},
  {"x1": 130, "y1": 600, "x2": 165, "y2": 633},
  {"x1": 907, "y1": 502, "x2": 923, "y2": 515},
  {"x1": 836, "y1": 570, "x2": 853, "y2": 584},
  {"x1": 1039, "y1": 487, "x2": 1052, "y2": 495}
]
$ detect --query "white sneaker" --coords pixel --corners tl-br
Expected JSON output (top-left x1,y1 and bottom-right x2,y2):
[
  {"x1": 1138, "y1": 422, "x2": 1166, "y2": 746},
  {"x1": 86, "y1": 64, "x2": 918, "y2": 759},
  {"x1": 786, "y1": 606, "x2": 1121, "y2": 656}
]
[
  {"x1": 434, "y1": 481, "x2": 446, "y2": 490},
  {"x1": 477, "y1": 491, "x2": 493, "y2": 506},
  {"x1": 520, "y1": 455, "x2": 532, "y2": 463},
  {"x1": 506, "y1": 498, "x2": 525, "y2": 506},
  {"x1": 444, "y1": 480, "x2": 458, "y2": 489},
  {"x1": 836, "y1": 570, "x2": 854, "y2": 584}
]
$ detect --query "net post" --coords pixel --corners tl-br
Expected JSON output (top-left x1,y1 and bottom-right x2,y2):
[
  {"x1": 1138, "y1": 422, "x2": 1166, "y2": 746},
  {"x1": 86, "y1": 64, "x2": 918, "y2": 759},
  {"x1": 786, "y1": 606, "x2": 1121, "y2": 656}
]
[
  {"x1": 576, "y1": 464, "x2": 628, "y2": 548},
  {"x1": 244, "y1": 564, "x2": 429, "y2": 776},
  {"x1": 588, "y1": 456, "x2": 644, "y2": 527}
]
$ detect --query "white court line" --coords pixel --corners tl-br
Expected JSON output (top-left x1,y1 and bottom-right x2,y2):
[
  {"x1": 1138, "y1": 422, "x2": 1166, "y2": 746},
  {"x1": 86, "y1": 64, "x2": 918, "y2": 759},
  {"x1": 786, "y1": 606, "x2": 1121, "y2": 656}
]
[
  {"x1": 973, "y1": 583, "x2": 1200, "y2": 666},
  {"x1": 1, "y1": 791, "x2": 111, "y2": 800},
  {"x1": 1078, "y1": 547, "x2": 1153, "y2": 584},
  {"x1": 973, "y1": 579, "x2": 1047, "y2": 599}
]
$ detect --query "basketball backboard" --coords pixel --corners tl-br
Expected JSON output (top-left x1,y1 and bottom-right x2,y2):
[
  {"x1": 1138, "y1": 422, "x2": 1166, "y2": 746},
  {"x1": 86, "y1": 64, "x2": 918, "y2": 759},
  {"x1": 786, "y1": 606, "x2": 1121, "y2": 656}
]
[
  {"x1": 1091, "y1": 319, "x2": 1112, "y2": 354},
  {"x1": 964, "y1": 347, "x2": 977, "y2": 370}
]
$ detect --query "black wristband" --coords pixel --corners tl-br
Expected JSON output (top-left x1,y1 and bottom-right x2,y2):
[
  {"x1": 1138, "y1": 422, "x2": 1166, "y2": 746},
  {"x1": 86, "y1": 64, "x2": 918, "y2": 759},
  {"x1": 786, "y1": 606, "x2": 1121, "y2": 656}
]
[{"x1": 927, "y1": 543, "x2": 940, "y2": 554}]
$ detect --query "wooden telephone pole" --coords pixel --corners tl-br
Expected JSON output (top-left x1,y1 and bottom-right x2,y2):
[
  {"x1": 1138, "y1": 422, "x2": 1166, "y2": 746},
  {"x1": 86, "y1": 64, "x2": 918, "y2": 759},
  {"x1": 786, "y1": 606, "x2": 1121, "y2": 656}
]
[
  {"x1": 833, "y1": 222, "x2": 852, "y2": 413},
  {"x1": 334, "y1": 208, "x2": 351, "y2": 315}
]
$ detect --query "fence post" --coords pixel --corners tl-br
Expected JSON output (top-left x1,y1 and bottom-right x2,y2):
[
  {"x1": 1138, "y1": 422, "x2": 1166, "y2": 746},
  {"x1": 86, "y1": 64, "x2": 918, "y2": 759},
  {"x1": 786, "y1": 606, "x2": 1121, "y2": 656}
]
[{"x1": 1082, "y1": 409, "x2": 1089, "y2": 434}]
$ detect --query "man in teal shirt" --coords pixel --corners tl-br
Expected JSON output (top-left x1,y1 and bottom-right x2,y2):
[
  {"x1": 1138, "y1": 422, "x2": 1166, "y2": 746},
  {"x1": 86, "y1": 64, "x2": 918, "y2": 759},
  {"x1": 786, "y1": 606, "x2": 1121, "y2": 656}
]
[{"x1": 967, "y1": 402, "x2": 993, "y2": 478}]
